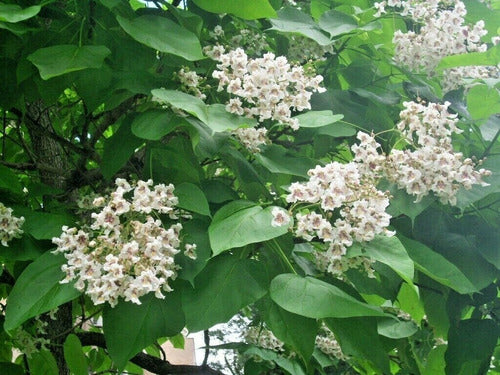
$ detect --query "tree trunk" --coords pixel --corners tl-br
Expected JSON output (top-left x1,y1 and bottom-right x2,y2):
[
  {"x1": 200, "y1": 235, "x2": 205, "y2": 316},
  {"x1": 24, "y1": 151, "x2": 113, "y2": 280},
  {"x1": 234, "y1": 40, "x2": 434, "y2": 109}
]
[{"x1": 25, "y1": 100, "x2": 72, "y2": 375}]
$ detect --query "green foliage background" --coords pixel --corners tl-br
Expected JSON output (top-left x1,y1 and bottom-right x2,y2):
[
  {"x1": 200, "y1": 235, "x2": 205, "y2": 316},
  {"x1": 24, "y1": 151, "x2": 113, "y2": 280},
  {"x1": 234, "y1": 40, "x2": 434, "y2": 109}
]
[{"x1": 0, "y1": 0, "x2": 499, "y2": 374}]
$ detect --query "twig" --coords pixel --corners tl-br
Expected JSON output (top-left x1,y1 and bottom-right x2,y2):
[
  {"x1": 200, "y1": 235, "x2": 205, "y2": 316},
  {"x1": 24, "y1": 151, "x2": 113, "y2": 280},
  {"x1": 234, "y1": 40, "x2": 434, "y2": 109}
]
[{"x1": 202, "y1": 330, "x2": 210, "y2": 366}]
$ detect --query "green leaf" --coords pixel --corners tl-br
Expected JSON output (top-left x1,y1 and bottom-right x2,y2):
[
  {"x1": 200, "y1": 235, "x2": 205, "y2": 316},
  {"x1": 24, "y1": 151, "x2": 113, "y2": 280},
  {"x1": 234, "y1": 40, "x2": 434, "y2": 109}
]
[
  {"x1": 192, "y1": 0, "x2": 276, "y2": 20},
  {"x1": 0, "y1": 363, "x2": 23, "y2": 375},
  {"x1": 102, "y1": 116, "x2": 144, "y2": 180},
  {"x1": 293, "y1": 110, "x2": 344, "y2": 128},
  {"x1": 445, "y1": 319, "x2": 499, "y2": 375},
  {"x1": 206, "y1": 104, "x2": 257, "y2": 133},
  {"x1": 103, "y1": 291, "x2": 185, "y2": 370},
  {"x1": 131, "y1": 110, "x2": 177, "y2": 140},
  {"x1": 27, "y1": 350, "x2": 58, "y2": 375},
  {"x1": 182, "y1": 254, "x2": 267, "y2": 332},
  {"x1": 467, "y1": 84, "x2": 500, "y2": 120},
  {"x1": 0, "y1": 165, "x2": 22, "y2": 194},
  {"x1": 399, "y1": 235, "x2": 478, "y2": 294},
  {"x1": 175, "y1": 182, "x2": 210, "y2": 216},
  {"x1": 28, "y1": 45, "x2": 111, "y2": 80},
  {"x1": 117, "y1": 15, "x2": 204, "y2": 61},
  {"x1": 177, "y1": 219, "x2": 212, "y2": 285},
  {"x1": 209, "y1": 203, "x2": 290, "y2": 255},
  {"x1": 318, "y1": 10, "x2": 358, "y2": 37},
  {"x1": 269, "y1": 7, "x2": 332, "y2": 46},
  {"x1": 255, "y1": 144, "x2": 318, "y2": 177},
  {"x1": 353, "y1": 235, "x2": 414, "y2": 285},
  {"x1": 16, "y1": 209, "x2": 74, "y2": 240},
  {"x1": 422, "y1": 345, "x2": 447, "y2": 375},
  {"x1": 261, "y1": 299, "x2": 318, "y2": 362},
  {"x1": 270, "y1": 274, "x2": 386, "y2": 319},
  {"x1": 151, "y1": 89, "x2": 208, "y2": 123},
  {"x1": 383, "y1": 181, "x2": 435, "y2": 223},
  {"x1": 4, "y1": 252, "x2": 81, "y2": 331},
  {"x1": 437, "y1": 45, "x2": 500, "y2": 71},
  {"x1": 377, "y1": 318, "x2": 418, "y2": 339},
  {"x1": 316, "y1": 120, "x2": 357, "y2": 137},
  {"x1": 326, "y1": 317, "x2": 390, "y2": 374},
  {"x1": 64, "y1": 334, "x2": 88, "y2": 375},
  {"x1": 397, "y1": 282, "x2": 425, "y2": 323},
  {"x1": 0, "y1": 4, "x2": 41, "y2": 23}
]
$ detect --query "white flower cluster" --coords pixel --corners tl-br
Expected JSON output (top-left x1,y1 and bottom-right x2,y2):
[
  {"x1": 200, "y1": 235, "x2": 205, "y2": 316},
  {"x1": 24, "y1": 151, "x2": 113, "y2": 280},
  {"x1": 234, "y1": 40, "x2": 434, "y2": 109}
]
[
  {"x1": 288, "y1": 35, "x2": 333, "y2": 63},
  {"x1": 385, "y1": 101, "x2": 491, "y2": 205},
  {"x1": 286, "y1": 149, "x2": 393, "y2": 277},
  {"x1": 174, "y1": 66, "x2": 207, "y2": 100},
  {"x1": 376, "y1": 0, "x2": 498, "y2": 91},
  {"x1": 245, "y1": 326, "x2": 285, "y2": 352},
  {"x1": 0, "y1": 202, "x2": 24, "y2": 246},
  {"x1": 232, "y1": 127, "x2": 269, "y2": 153},
  {"x1": 315, "y1": 324, "x2": 348, "y2": 361},
  {"x1": 212, "y1": 47, "x2": 326, "y2": 130},
  {"x1": 52, "y1": 179, "x2": 196, "y2": 307}
]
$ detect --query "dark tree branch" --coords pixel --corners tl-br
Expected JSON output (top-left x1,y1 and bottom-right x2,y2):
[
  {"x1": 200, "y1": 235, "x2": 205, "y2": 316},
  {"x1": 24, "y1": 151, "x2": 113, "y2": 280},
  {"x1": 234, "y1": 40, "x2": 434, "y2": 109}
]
[
  {"x1": 90, "y1": 95, "x2": 143, "y2": 148},
  {"x1": 77, "y1": 332, "x2": 224, "y2": 375},
  {"x1": 202, "y1": 330, "x2": 210, "y2": 366}
]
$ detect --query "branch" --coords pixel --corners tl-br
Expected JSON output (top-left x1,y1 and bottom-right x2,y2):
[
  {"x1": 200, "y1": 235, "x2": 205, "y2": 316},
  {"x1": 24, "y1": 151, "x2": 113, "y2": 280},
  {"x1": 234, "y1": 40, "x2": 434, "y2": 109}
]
[
  {"x1": 77, "y1": 332, "x2": 224, "y2": 375},
  {"x1": 90, "y1": 95, "x2": 143, "y2": 148}
]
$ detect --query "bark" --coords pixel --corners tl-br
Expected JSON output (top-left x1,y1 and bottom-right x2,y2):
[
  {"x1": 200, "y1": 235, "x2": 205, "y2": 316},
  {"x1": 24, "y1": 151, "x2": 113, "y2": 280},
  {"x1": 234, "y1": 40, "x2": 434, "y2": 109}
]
[{"x1": 24, "y1": 100, "x2": 72, "y2": 375}]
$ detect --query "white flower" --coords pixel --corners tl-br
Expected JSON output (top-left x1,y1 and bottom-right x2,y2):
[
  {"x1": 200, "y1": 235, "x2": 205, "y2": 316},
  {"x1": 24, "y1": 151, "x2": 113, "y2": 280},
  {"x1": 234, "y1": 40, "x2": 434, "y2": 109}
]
[
  {"x1": 0, "y1": 202, "x2": 24, "y2": 247},
  {"x1": 271, "y1": 207, "x2": 291, "y2": 227}
]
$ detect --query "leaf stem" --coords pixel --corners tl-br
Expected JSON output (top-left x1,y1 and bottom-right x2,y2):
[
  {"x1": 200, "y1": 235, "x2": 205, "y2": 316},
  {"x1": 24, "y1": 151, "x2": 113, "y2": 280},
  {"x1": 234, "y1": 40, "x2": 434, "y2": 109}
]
[{"x1": 270, "y1": 239, "x2": 297, "y2": 275}]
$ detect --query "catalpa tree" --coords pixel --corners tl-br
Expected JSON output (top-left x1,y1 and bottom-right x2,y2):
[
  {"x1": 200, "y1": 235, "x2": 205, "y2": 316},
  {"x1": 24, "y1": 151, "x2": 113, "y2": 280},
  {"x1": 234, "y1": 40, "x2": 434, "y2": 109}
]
[{"x1": 0, "y1": 0, "x2": 499, "y2": 374}]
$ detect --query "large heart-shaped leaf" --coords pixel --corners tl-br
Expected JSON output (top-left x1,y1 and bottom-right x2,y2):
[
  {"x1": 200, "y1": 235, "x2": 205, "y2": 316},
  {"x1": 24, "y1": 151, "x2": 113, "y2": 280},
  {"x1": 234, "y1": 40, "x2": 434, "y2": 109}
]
[
  {"x1": 28, "y1": 45, "x2": 111, "y2": 80},
  {"x1": 4, "y1": 252, "x2": 81, "y2": 332},
  {"x1": 352, "y1": 235, "x2": 414, "y2": 285},
  {"x1": 182, "y1": 254, "x2": 267, "y2": 332},
  {"x1": 318, "y1": 10, "x2": 358, "y2": 37},
  {"x1": 261, "y1": 298, "x2": 318, "y2": 363},
  {"x1": 103, "y1": 291, "x2": 185, "y2": 370},
  {"x1": 131, "y1": 110, "x2": 177, "y2": 141},
  {"x1": 175, "y1": 182, "x2": 210, "y2": 216},
  {"x1": 399, "y1": 235, "x2": 478, "y2": 294},
  {"x1": 209, "y1": 202, "x2": 290, "y2": 255},
  {"x1": 117, "y1": 15, "x2": 204, "y2": 61},
  {"x1": 0, "y1": 4, "x2": 41, "y2": 23},
  {"x1": 192, "y1": 0, "x2": 276, "y2": 20},
  {"x1": 270, "y1": 274, "x2": 386, "y2": 319},
  {"x1": 255, "y1": 145, "x2": 318, "y2": 177}
]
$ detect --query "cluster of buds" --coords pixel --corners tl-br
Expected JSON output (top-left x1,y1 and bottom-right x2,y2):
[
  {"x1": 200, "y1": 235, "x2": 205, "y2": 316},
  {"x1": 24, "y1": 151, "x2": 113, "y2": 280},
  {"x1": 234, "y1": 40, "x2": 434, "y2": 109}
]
[
  {"x1": 52, "y1": 179, "x2": 196, "y2": 307},
  {"x1": 0, "y1": 202, "x2": 24, "y2": 246},
  {"x1": 315, "y1": 324, "x2": 348, "y2": 361},
  {"x1": 288, "y1": 35, "x2": 333, "y2": 63},
  {"x1": 174, "y1": 66, "x2": 207, "y2": 100},
  {"x1": 205, "y1": 25, "x2": 270, "y2": 58},
  {"x1": 245, "y1": 326, "x2": 285, "y2": 352},
  {"x1": 232, "y1": 127, "x2": 269, "y2": 153}
]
